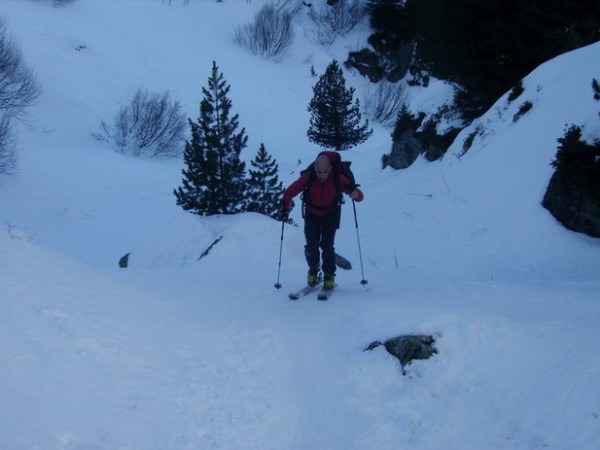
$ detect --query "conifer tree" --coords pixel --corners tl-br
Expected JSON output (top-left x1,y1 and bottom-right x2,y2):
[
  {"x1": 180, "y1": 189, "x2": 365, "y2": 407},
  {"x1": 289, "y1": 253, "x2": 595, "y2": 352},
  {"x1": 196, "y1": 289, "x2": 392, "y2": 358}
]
[
  {"x1": 307, "y1": 60, "x2": 372, "y2": 151},
  {"x1": 246, "y1": 143, "x2": 283, "y2": 219},
  {"x1": 174, "y1": 61, "x2": 248, "y2": 215}
]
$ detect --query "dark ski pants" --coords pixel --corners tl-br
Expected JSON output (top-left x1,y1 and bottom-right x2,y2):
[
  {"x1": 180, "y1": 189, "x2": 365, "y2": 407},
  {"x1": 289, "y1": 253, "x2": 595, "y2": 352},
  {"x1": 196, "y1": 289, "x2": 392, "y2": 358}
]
[{"x1": 304, "y1": 211, "x2": 338, "y2": 276}]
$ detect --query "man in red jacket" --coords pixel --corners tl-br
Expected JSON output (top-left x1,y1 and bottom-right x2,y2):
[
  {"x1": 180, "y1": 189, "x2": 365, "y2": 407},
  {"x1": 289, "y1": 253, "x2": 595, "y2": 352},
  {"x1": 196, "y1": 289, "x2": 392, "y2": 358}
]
[{"x1": 280, "y1": 153, "x2": 364, "y2": 290}]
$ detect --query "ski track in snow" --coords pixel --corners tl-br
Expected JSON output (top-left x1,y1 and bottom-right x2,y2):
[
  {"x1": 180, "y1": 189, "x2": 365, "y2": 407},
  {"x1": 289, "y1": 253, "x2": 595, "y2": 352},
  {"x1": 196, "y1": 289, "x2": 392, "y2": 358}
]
[{"x1": 2, "y1": 230, "x2": 600, "y2": 449}]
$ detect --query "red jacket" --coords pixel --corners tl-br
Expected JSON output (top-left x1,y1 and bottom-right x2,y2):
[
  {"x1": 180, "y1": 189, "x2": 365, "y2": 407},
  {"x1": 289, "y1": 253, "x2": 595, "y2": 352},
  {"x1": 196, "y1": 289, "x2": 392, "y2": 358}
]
[{"x1": 283, "y1": 171, "x2": 364, "y2": 217}]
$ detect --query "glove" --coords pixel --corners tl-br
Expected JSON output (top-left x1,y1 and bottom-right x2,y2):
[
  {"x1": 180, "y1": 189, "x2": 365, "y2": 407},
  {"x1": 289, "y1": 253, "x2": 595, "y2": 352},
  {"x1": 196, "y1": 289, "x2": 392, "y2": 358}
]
[
  {"x1": 278, "y1": 200, "x2": 293, "y2": 221},
  {"x1": 278, "y1": 208, "x2": 289, "y2": 221}
]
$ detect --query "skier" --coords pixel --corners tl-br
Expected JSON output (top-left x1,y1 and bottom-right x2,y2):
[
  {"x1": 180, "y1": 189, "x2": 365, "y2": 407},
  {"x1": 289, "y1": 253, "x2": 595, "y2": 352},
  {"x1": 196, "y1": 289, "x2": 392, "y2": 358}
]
[{"x1": 279, "y1": 152, "x2": 364, "y2": 291}]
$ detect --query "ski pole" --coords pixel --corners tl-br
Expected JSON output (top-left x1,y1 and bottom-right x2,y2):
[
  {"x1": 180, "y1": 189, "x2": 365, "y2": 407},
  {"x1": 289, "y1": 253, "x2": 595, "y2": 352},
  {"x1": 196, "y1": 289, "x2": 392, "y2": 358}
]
[
  {"x1": 352, "y1": 200, "x2": 368, "y2": 285},
  {"x1": 274, "y1": 219, "x2": 285, "y2": 289}
]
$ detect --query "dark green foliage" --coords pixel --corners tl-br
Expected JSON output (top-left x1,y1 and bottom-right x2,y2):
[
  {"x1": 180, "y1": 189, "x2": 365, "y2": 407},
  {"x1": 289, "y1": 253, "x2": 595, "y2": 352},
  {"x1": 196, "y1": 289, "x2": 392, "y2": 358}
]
[
  {"x1": 552, "y1": 125, "x2": 586, "y2": 170},
  {"x1": 391, "y1": 105, "x2": 423, "y2": 141},
  {"x1": 543, "y1": 84, "x2": 600, "y2": 237},
  {"x1": 307, "y1": 60, "x2": 372, "y2": 151},
  {"x1": 507, "y1": 81, "x2": 524, "y2": 102},
  {"x1": 406, "y1": 65, "x2": 429, "y2": 87},
  {"x1": 411, "y1": 0, "x2": 600, "y2": 120},
  {"x1": 246, "y1": 143, "x2": 284, "y2": 220},
  {"x1": 364, "y1": 0, "x2": 416, "y2": 82},
  {"x1": 381, "y1": 153, "x2": 389, "y2": 169},
  {"x1": 551, "y1": 124, "x2": 600, "y2": 202},
  {"x1": 513, "y1": 101, "x2": 533, "y2": 122},
  {"x1": 593, "y1": 78, "x2": 600, "y2": 103},
  {"x1": 391, "y1": 105, "x2": 459, "y2": 162},
  {"x1": 418, "y1": 117, "x2": 460, "y2": 161},
  {"x1": 364, "y1": 0, "x2": 600, "y2": 120},
  {"x1": 174, "y1": 61, "x2": 248, "y2": 215},
  {"x1": 345, "y1": 47, "x2": 385, "y2": 82},
  {"x1": 367, "y1": 0, "x2": 413, "y2": 41},
  {"x1": 367, "y1": 0, "x2": 415, "y2": 53},
  {"x1": 552, "y1": 125, "x2": 600, "y2": 177},
  {"x1": 461, "y1": 126, "x2": 482, "y2": 156}
]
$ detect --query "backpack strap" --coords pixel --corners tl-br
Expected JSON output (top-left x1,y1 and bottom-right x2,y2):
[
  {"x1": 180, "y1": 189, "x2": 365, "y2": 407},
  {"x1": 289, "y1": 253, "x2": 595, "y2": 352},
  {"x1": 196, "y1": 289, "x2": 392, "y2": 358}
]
[
  {"x1": 301, "y1": 170, "x2": 316, "y2": 218},
  {"x1": 301, "y1": 169, "x2": 343, "y2": 218}
]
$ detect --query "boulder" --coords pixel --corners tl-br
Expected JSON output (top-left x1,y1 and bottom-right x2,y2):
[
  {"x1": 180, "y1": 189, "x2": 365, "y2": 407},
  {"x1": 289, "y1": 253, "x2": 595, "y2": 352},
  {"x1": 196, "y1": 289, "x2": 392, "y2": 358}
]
[
  {"x1": 542, "y1": 169, "x2": 600, "y2": 238},
  {"x1": 386, "y1": 130, "x2": 421, "y2": 169},
  {"x1": 364, "y1": 334, "x2": 437, "y2": 375},
  {"x1": 345, "y1": 49, "x2": 385, "y2": 83}
]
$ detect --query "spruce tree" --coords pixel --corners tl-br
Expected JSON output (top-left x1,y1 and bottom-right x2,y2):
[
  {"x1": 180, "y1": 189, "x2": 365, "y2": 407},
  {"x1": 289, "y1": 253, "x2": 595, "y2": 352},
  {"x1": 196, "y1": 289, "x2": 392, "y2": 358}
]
[
  {"x1": 174, "y1": 61, "x2": 248, "y2": 215},
  {"x1": 307, "y1": 60, "x2": 372, "y2": 151},
  {"x1": 246, "y1": 143, "x2": 283, "y2": 219}
]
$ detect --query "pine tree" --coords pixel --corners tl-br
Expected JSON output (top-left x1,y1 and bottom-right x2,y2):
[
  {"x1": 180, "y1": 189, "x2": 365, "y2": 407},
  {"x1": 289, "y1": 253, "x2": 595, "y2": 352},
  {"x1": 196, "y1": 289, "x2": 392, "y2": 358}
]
[
  {"x1": 307, "y1": 60, "x2": 372, "y2": 151},
  {"x1": 246, "y1": 143, "x2": 283, "y2": 219},
  {"x1": 174, "y1": 61, "x2": 248, "y2": 215}
]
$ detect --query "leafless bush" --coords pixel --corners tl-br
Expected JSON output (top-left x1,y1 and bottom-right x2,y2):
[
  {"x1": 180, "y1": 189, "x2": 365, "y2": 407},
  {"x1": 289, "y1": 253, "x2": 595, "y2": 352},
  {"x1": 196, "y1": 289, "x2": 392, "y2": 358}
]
[
  {"x1": 0, "y1": 20, "x2": 41, "y2": 119},
  {"x1": 0, "y1": 113, "x2": 18, "y2": 174},
  {"x1": 364, "y1": 80, "x2": 406, "y2": 127},
  {"x1": 0, "y1": 18, "x2": 41, "y2": 174},
  {"x1": 51, "y1": 0, "x2": 76, "y2": 7},
  {"x1": 163, "y1": 0, "x2": 191, "y2": 5},
  {"x1": 274, "y1": 0, "x2": 303, "y2": 16},
  {"x1": 93, "y1": 88, "x2": 186, "y2": 158},
  {"x1": 234, "y1": 3, "x2": 294, "y2": 60},
  {"x1": 308, "y1": 0, "x2": 366, "y2": 45}
]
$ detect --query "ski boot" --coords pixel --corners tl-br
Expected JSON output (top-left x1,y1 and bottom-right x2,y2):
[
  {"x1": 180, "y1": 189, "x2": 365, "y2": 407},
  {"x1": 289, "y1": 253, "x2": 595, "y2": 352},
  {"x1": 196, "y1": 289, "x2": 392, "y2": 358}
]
[
  {"x1": 323, "y1": 273, "x2": 335, "y2": 290},
  {"x1": 307, "y1": 267, "x2": 320, "y2": 287}
]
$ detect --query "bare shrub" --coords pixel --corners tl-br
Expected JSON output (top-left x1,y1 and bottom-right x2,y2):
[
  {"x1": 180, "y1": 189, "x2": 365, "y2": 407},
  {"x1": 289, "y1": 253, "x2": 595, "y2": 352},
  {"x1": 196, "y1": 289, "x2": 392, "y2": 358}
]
[
  {"x1": 364, "y1": 80, "x2": 406, "y2": 127},
  {"x1": 93, "y1": 88, "x2": 186, "y2": 158},
  {"x1": 0, "y1": 18, "x2": 41, "y2": 174},
  {"x1": 234, "y1": 3, "x2": 294, "y2": 60},
  {"x1": 0, "y1": 20, "x2": 41, "y2": 118},
  {"x1": 0, "y1": 113, "x2": 18, "y2": 174},
  {"x1": 308, "y1": 0, "x2": 366, "y2": 45},
  {"x1": 51, "y1": 0, "x2": 76, "y2": 7},
  {"x1": 274, "y1": 0, "x2": 303, "y2": 17},
  {"x1": 163, "y1": 0, "x2": 191, "y2": 5}
]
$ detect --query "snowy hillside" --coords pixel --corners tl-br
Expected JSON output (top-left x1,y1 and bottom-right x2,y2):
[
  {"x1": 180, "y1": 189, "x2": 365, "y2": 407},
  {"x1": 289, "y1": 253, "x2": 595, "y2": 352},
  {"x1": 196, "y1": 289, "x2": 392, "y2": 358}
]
[{"x1": 1, "y1": 1, "x2": 599, "y2": 449}]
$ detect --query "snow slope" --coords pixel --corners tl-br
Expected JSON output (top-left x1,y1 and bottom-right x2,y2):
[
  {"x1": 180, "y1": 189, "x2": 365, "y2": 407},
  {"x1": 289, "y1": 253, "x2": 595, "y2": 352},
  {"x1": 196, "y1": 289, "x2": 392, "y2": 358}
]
[{"x1": 1, "y1": 1, "x2": 599, "y2": 449}]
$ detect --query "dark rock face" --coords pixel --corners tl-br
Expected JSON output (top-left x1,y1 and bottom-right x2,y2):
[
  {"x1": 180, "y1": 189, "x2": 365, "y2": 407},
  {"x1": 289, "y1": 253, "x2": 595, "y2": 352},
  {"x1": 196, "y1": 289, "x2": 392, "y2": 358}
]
[
  {"x1": 345, "y1": 41, "x2": 414, "y2": 83},
  {"x1": 387, "y1": 130, "x2": 421, "y2": 169},
  {"x1": 364, "y1": 334, "x2": 437, "y2": 375},
  {"x1": 542, "y1": 170, "x2": 600, "y2": 238},
  {"x1": 385, "y1": 124, "x2": 458, "y2": 169},
  {"x1": 345, "y1": 49, "x2": 385, "y2": 83}
]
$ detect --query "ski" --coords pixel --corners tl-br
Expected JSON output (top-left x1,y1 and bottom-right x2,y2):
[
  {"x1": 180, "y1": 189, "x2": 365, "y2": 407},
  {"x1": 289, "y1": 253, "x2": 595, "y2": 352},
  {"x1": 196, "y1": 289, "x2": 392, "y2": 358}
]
[
  {"x1": 317, "y1": 286, "x2": 334, "y2": 301},
  {"x1": 288, "y1": 278, "x2": 322, "y2": 300}
]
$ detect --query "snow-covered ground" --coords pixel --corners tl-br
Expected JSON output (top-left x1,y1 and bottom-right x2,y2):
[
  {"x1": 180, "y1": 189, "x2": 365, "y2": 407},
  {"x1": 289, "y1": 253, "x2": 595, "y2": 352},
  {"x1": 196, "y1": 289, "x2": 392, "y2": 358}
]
[{"x1": 1, "y1": 1, "x2": 599, "y2": 449}]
